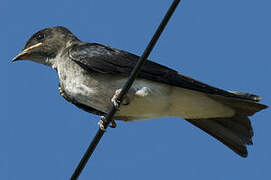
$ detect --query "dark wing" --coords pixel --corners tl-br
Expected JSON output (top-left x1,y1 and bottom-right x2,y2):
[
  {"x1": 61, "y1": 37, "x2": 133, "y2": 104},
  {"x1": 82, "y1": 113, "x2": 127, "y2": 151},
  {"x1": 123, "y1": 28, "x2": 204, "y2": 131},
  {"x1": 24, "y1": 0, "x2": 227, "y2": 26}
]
[{"x1": 68, "y1": 42, "x2": 259, "y2": 101}]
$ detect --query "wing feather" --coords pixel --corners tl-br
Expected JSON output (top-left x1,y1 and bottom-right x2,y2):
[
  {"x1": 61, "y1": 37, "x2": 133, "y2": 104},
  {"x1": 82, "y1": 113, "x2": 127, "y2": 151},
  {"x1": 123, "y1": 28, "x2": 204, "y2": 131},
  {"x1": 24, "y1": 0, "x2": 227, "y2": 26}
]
[{"x1": 69, "y1": 42, "x2": 260, "y2": 101}]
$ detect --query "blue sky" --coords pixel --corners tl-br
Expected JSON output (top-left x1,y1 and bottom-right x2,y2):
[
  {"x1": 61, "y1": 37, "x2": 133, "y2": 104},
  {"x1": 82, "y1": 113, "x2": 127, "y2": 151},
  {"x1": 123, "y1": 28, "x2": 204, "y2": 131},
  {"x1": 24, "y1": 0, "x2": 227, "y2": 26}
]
[{"x1": 3, "y1": 0, "x2": 271, "y2": 179}]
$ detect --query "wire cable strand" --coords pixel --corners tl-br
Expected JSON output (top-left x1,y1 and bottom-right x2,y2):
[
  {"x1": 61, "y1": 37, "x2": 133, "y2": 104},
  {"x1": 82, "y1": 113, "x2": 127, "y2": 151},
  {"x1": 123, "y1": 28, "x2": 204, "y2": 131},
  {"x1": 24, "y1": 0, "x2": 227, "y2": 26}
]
[{"x1": 70, "y1": 0, "x2": 181, "y2": 179}]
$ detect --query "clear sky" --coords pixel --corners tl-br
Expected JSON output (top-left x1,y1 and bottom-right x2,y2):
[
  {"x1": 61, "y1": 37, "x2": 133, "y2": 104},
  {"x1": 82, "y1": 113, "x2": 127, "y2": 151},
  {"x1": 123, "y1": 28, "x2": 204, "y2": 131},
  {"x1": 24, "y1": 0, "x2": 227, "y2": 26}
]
[{"x1": 3, "y1": 0, "x2": 271, "y2": 179}]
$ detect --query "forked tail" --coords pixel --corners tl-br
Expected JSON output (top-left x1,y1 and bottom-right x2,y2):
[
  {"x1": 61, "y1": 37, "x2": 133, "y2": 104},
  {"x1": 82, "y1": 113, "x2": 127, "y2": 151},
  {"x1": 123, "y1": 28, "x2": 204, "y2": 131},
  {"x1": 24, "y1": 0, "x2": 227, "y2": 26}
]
[{"x1": 185, "y1": 92, "x2": 267, "y2": 157}]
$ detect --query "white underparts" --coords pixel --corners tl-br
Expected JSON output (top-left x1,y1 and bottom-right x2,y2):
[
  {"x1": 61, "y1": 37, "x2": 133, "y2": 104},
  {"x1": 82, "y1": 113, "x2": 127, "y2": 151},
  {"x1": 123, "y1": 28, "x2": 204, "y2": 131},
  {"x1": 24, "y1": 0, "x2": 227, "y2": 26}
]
[{"x1": 55, "y1": 57, "x2": 235, "y2": 121}]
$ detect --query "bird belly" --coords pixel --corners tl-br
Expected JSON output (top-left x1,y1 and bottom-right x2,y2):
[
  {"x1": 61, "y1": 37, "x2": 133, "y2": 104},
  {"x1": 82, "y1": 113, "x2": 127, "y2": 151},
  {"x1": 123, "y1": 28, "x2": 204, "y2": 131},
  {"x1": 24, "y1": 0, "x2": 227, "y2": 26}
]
[
  {"x1": 167, "y1": 87, "x2": 235, "y2": 119},
  {"x1": 115, "y1": 84, "x2": 235, "y2": 120},
  {"x1": 115, "y1": 80, "x2": 173, "y2": 120},
  {"x1": 62, "y1": 75, "x2": 173, "y2": 119},
  {"x1": 59, "y1": 69, "x2": 234, "y2": 120}
]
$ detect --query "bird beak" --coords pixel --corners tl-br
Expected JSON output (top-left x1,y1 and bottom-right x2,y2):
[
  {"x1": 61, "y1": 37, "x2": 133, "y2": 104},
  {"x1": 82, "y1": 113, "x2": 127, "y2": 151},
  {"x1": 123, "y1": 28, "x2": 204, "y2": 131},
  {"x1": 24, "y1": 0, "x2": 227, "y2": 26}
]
[{"x1": 12, "y1": 42, "x2": 43, "y2": 62}]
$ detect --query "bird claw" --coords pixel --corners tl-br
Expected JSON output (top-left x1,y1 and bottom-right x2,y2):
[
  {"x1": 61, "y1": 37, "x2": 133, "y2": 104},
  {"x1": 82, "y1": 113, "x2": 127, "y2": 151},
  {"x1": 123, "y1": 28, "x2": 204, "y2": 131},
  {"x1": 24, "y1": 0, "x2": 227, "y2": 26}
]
[
  {"x1": 111, "y1": 89, "x2": 131, "y2": 109},
  {"x1": 98, "y1": 117, "x2": 106, "y2": 131},
  {"x1": 111, "y1": 89, "x2": 122, "y2": 109},
  {"x1": 98, "y1": 116, "x2": 117, "y2": 131},
  {"x1": 111, "y1": 97, "x2": 121, "y2": 109}
]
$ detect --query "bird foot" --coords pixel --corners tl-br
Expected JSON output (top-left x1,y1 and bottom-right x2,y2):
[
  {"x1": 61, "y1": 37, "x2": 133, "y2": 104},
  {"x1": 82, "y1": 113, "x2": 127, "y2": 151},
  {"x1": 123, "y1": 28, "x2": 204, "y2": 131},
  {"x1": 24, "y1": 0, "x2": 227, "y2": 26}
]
[
  {"x1": 111, "y1": 89, "x2": 131, "y2": 109},
  {"x1": 98, "y1": 117, "x2": 106, "y2": 131},
  {"x1": 98, "y1": 116, "x2": 117, "y2": 131},
  {"x1": 111, "y1": 92, "x2": 121, "y2": 109}
]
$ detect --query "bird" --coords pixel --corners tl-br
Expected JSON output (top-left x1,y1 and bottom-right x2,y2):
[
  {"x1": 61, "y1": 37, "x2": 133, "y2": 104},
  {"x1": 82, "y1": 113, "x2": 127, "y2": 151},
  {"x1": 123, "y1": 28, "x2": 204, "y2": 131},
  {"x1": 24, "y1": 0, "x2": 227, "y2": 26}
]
[{"x1": 12, "y1": 26, "x2": 267, "y2": 157}]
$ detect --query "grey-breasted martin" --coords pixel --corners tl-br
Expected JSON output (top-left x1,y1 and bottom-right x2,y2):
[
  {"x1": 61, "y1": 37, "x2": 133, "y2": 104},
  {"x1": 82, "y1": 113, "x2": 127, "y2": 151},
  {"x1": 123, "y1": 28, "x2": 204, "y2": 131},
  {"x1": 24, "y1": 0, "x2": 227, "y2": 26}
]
[{"x1": 13, "y1": 26, "x2": 267, "y2": 157}]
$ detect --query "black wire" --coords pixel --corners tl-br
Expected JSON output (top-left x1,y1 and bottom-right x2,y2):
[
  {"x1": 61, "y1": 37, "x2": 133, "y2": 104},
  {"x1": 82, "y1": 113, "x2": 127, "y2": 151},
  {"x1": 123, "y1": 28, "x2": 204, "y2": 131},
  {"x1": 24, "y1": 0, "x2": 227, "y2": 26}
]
[{"x1": 70, "y1": 0, "x2": 181, "y2": 179}]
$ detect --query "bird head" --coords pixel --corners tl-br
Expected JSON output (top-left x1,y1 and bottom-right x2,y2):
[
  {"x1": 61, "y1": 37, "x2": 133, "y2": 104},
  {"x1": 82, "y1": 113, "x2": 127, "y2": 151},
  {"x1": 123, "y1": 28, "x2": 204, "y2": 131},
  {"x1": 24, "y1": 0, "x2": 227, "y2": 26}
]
[{"x1": 12, "y1": 26, "x2": 79, "y2": 66}]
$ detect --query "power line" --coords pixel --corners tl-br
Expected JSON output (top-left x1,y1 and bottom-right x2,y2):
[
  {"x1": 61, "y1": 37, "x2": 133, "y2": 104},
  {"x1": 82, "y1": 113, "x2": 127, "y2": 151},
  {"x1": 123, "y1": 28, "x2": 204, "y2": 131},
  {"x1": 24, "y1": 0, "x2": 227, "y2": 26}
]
[{"x1": 70, "y1": 0, "x2": 181, "y2": 179}]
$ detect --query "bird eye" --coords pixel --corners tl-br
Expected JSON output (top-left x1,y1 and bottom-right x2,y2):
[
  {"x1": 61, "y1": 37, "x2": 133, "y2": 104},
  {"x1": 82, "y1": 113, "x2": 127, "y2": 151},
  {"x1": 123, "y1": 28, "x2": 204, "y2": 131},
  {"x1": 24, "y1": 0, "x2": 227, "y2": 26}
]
[{"x1": 35, "y1": 33, "x2": 45, "y2": 41}]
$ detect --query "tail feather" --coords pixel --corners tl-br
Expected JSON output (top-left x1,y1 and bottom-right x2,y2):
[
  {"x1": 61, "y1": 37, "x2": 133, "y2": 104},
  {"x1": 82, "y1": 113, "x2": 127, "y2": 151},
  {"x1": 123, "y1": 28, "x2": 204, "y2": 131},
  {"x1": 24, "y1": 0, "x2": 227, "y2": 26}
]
[
  {"x1": 185, "y1": 92, "x2": 268, "y2": 157},
  {"x1": 216, "y1": 115, "x2": 253, "y2": 145},
  {"x1": 227, "y1": 91, "x2": 262, "y2": 102},
  {"x1": 208, "y1": 94, "x2": 268, "y2": 116},
  {"x1": 186, "y1": 117, "x2": 249, "y2": 157}
]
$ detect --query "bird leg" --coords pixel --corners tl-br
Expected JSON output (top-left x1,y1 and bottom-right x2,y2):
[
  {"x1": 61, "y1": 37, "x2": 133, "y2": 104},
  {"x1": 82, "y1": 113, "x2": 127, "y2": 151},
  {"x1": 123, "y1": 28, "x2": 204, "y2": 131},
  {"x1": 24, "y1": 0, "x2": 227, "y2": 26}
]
[
  {"x1": 98, "y1": 116, "x2": 117, "y2": 131},
  {"x1": 98, "y1": 116, "x2": 107, "y2": 131},
  {"x1": 111, "y1": 89, "x2": 133, "y2": 109}
]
